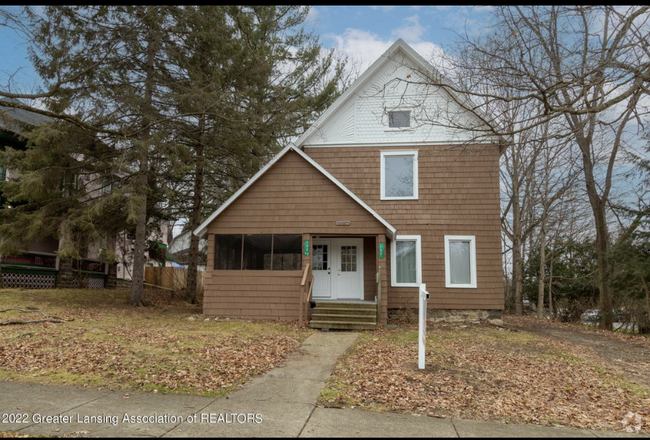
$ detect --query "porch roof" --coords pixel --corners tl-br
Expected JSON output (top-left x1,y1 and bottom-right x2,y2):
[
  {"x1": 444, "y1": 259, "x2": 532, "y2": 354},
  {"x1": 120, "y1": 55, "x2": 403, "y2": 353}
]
[{"x1": 193, "y1": 144, "x2": 396, "y2": 239}]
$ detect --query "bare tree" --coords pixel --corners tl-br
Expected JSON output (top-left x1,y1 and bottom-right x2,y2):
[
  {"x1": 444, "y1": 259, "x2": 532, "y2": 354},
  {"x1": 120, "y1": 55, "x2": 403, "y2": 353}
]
[{"x1": 395, "y1": 6, "x2": 649, "y2": 329}]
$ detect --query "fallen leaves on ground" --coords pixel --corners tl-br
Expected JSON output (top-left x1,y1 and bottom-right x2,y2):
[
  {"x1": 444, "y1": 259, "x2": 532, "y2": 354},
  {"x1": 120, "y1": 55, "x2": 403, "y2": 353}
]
[
  {"x1": 0, "y1": 288, "x2": 311, "y2": 396},
  {"x1": 319, "y1": 323, "x2": 650, "y2": 433}
]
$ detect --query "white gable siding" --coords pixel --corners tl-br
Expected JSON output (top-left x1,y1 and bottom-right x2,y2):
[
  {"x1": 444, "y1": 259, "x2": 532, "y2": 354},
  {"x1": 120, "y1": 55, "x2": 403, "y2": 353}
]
[{"x1": 302, "y1": 48, "x2": 487, "y2": 147}]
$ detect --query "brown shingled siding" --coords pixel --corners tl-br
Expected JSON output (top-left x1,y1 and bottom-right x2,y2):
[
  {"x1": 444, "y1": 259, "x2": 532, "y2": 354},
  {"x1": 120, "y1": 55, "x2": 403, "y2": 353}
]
[
  {"x1": 202, "y1": 269, "x2": 303, "y2": 319},
  {"x1": 203, "y1": 150, "x2": 387, "y2": 320},
  {"x1": 206, "y1": 151, "x2": 386, "y2": 236},
  {"x1": 363, "y1": 236, "x2": 377, "y2": 301},
  {"x1": 305, "y1": 145, "x2": 504, "y2": 311}
]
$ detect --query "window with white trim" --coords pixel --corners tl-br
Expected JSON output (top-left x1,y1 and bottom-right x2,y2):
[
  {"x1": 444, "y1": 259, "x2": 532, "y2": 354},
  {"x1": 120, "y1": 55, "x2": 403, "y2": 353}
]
[
  {"x1": 388, "y1": 110, "x2": 410, "y2": 128},
  {"x1": 391, "y1": 235, "x2": 421, "y2": 287},
  {"x1": 380, "y1": 150, "x2": 418, "y2": 200},
  {"x1": 444, "y1": 235, "x2": 477, "y2": 288}
]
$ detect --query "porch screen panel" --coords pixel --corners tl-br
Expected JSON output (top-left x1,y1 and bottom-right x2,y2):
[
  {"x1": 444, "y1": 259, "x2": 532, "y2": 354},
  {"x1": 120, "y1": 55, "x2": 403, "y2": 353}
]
[
  {"x1": 272, "y1": 234, "x2": 302, "y2": 270},
  {"x1": 215, "y1": 234, "x2": 242, "y2": 270},
  {"x1": 243, "y1": 234, "x2": 272, "y2": 270},
  {"x1": 395, "y1": 240, "x2": 416, "y2": 284}
]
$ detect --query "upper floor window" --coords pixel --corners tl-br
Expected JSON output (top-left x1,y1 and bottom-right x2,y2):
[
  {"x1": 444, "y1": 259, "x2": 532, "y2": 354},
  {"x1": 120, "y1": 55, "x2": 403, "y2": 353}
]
[
  {"x1": 388, "y1": 110, "x2": 410, "y2": 128},
  {"x1": 444, "y1": 235, "x2": 477, "y2": 288},
  {"x1": 380, "y1": 150, "x2": 418, "y2": 200}
]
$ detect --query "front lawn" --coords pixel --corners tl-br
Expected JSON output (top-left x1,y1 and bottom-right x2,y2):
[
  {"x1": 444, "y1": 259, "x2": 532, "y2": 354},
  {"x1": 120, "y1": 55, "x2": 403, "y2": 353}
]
[
  {"x1": 319, "y1": 321, "x2": 650, "y2": 433},
  {"x1": 0, "y1": 288, "x2": 312, "y2": 397}
]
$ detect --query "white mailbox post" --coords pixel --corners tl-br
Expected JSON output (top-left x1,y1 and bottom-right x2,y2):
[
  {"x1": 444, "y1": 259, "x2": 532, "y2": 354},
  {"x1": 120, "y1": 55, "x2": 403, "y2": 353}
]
[{"x1": 418, "y1": 283, "x2": 429, "y2": 370}]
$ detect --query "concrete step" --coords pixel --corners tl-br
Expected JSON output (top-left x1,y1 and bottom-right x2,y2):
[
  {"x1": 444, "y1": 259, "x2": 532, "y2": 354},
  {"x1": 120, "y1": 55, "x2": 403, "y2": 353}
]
[
  {"x1": 311, "y1": 307, "x2": 377, "y2": 316},
  {"x1": 313, "y1": 301, "x2": 376, "y2": 310},
  {"x1": 310, "y1": 313, "x2": 377, "y2": 323},
  {"x1": 309, "y1": 320, "x2": 377, "y2": 331}
]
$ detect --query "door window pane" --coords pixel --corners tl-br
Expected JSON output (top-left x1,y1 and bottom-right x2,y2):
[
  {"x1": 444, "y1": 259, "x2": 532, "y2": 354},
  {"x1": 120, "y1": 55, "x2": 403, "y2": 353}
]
[
  {"x1": 395, "y1": 240, "x2": 416, "y2": 284},
  {"x1": 312, "y1": 244, "x2": 328, "y2": 271},
  {"x1": 340, "y1": 246, "x2": 357, "y2": 272},
  {"x1": 385, "y1": 155, "x2": 414, "y2": 198},
  {"x1": 243, "y1": 234, "x2": 272, "y2": 270},
  {"x1": 272, "y1": 234, "x2": 302, "y2": 270},
  {"x1": 449, "y1": 240, "x2": 471, "y2": 285},
  {"x1": 215, "y1": 234, "x2": 242, "y2": 270}
]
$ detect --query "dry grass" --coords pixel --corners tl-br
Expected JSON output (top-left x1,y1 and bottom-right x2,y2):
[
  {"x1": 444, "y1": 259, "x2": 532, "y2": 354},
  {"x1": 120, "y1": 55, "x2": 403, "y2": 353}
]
[
  {"x1": 319, "y1": 322, "x2": 650, "y2": 433},
  {"x1": 0, "y1": 288, "x2": 312, "y2": 397}
]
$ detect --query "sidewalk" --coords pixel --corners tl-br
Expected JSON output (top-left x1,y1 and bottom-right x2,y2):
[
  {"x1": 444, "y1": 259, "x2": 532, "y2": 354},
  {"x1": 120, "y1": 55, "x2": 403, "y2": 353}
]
[{"x1": 1, "y1": 332, "x2": 645, "y2": 438}]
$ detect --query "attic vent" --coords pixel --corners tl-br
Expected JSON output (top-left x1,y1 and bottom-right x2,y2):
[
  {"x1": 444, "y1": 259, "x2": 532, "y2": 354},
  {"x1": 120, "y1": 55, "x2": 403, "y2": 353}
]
[{"x1": 388, "y1": 111, "x2": 410, "y2": 128}]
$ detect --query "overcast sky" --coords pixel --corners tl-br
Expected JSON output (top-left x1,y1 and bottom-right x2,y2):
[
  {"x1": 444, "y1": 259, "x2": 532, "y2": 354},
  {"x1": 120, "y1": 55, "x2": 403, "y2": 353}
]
[
  {"x1": 0, "y1": 6, "x2": 492, "y2": 93},
  {"x1": 307, "y1": 6, "x2": 491, "y2": 70}
]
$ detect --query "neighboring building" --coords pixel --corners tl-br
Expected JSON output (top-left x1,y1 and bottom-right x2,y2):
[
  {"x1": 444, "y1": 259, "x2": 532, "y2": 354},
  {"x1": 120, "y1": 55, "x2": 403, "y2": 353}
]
[
  {"x1": 168, "y1": 229, "x2": 207, "y2": 271},
  {"x1": 0, "y1": 99, "x2": 171, "y2": 288},
  {"x1": 194, "y1": 40, "x2": 504, "y2": 329}
]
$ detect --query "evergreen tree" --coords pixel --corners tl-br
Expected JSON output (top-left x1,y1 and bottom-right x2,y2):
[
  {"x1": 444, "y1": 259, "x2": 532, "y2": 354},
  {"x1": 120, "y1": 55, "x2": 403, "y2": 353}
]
[
  {"x1": 1, "y1": 6, "x2": 344, "y2": 305},
  {"x1": 161, "y1": 6, "x2": 344, "y2": 303}
]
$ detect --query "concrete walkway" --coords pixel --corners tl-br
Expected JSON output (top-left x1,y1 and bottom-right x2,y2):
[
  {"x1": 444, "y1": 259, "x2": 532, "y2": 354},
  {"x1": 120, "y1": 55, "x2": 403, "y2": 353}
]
[{"x1": 1, "y1": 332, "x2": 645, "y2": 438}]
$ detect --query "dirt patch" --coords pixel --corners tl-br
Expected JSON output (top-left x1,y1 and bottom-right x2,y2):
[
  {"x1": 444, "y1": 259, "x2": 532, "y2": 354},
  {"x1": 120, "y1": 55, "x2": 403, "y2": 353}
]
[{"x1": 505, "y1": 317, "x2": 650, "y2": 388}]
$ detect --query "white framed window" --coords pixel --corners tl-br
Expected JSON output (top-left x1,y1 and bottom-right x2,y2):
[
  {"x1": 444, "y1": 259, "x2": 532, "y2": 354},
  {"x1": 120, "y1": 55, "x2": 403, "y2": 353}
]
[
  {"x1": 444, "y1": 235, "x2": 477, "y2": 288},
  {"x1": 391, "y1": 235, "x2": 421, "y2": 288},
  {"x1": 380, "y1": 150, "x2": 418, "y2": 200},
  {"x1": 388, "y1": 110, "x2": 411, "y2": 128}
]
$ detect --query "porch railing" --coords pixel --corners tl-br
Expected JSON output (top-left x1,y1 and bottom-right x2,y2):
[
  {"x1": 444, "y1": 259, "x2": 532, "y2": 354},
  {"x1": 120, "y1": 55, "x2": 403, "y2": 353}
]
[
  {"x1": 376, "y1": 266, "x2": 382, "y2": 325},
  {"x1": 299, "y1": 264, "x2": 315, "y2": 326}
]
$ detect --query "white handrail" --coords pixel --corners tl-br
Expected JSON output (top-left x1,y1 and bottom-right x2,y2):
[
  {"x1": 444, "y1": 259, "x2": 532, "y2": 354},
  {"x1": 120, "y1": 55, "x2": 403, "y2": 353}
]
[{"x1": 419, "y1": 283, "x2": 429, "y2": 370}]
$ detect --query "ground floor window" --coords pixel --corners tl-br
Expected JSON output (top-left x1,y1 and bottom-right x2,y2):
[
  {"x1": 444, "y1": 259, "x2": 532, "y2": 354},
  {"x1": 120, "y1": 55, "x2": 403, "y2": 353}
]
[
  {"x1": 215, "y1": 233, "x2": 301, "y2": 271},
  {"x1": 272, "y1": 234, "x2": 302, "y2": 270},
  {"x1": 444, "y1": 235, "x2": 477, "y2": 288},
  {"x1": 391, "y1": 235, "x2": 421, "y2": 287},
  {"x1": 244, "y1": 234, "x2": 272, "y2": 270},
  {"x1": 215, "y1": 234, "x2": 242, "y2": 270}
]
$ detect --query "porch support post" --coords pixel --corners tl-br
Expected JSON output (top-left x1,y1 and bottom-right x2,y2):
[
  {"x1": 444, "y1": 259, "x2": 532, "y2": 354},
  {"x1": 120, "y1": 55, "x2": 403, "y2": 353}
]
[
  {"x1": 300, "y1": 233, "x2": 312, "y2": 324},
  {"x1": 376, "y1": 234, "x2": 388, "y2": 327}
]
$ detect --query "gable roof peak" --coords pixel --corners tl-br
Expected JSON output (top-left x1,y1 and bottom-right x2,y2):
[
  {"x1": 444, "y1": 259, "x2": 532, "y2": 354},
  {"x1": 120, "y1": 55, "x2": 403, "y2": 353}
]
[
  {"x1": 193, "y1": 143, "x2": 396, "y2": 239},
  {"x1": 294, "y1": 39, "x2": 444, "y2": 148}
]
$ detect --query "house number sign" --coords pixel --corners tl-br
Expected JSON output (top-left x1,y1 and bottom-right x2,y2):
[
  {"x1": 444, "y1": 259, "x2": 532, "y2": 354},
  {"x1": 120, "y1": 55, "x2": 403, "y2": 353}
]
[
  {"x1": 378, "y1": 242, "x2": 385, "y2": 259},
  {"x1": 303, "y1": 240, "x2": 310, "y2": 256}
]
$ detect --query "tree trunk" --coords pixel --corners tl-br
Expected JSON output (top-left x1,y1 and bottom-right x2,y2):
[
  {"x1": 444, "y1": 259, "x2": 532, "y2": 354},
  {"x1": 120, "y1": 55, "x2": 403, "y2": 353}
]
[
  {"x1": 571, "y1": 114, "x2": 614, "y2": 330},
  {"x1": 640, "y1": 275, "x2": 650, "y2": 321},
  {"x1": 511, "y1": 179, "x2": 524, "y2": 315},
  {"x1": 592, "y1": 196, "x2": 613, "y2": 330},
  {"x1": 186, "y1": 121, "x2": 205, "y2": 304},
  {"x1": 513, "y1": 235, "x2": 524, "y2": 315},
  {"x1": 130, "y1": 10, "x2": 156, "y2": 306},
  {"x1": 548, "y1": 252, "x2": 554, "y2": 318},
  {"x1": 130, "y1": 186, "x2": 148, "y2": 306},
  {"x1": 537, "y1": 222, "x2": 546, "y2": 319}
]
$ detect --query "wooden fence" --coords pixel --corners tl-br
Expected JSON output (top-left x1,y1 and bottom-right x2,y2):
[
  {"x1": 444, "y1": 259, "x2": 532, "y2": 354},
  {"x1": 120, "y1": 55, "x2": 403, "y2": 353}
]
[{"x1": 144, "y1": 267, "x2": 204, "y2": 292}]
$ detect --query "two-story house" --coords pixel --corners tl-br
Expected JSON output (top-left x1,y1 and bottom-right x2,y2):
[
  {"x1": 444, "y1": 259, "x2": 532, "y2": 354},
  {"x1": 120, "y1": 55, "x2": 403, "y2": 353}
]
[{"x1": 194, "y1": 40, "x2": 504, "y2": 329}]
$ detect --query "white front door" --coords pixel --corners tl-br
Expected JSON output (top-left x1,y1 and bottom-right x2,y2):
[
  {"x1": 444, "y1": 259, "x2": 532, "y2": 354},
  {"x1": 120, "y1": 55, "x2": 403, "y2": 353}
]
[
  {"x1": 333, "y1": 238, "x2": 364, "y2": 300},
  {"x1": 312, "y1": 238, "x2": 364, "y2": 300},
  {"x1": 312, "y1": 239, "x2": 332, "y2": 299}
]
